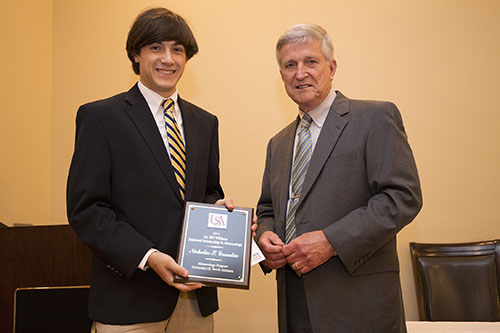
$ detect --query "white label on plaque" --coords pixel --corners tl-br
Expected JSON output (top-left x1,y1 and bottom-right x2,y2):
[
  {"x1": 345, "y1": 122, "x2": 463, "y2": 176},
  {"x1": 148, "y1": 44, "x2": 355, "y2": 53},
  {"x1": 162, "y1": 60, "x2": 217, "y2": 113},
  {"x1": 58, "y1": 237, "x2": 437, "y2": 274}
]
[{"x1": 208, "y1": 213, "x2": 228, "y2": 229}]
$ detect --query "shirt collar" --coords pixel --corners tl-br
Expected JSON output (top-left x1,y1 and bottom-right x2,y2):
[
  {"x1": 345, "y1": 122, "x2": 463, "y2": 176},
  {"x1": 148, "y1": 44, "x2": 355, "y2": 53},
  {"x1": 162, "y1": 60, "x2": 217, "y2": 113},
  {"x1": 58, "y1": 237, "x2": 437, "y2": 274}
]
[
  {"x1": 137, "y1": 80, "x2": 180, "y2": 116},
  {"x1": 298, "y1": 88, "x2": 336, "y2": 129}
]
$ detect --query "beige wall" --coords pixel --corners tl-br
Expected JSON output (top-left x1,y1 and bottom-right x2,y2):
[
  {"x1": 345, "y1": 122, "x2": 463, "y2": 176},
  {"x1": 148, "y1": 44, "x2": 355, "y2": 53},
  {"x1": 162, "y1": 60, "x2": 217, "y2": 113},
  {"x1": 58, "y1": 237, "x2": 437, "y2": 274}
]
[
  {"x1": 0, "y1": 0, "x2": 52, "y2": 225},
  {"x1": 3, "y1": 0, "x2": 500, "y2": 330}
]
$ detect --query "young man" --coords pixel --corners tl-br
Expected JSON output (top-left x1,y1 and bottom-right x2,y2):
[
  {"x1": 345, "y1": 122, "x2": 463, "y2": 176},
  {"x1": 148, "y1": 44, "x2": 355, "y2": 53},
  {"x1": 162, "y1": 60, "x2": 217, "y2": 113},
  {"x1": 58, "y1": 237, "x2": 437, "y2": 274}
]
[
  {"x1": 67, "y1": 7, "x2": 230, "y2": 332},
  {"x1": 256, "y1": 24, "x2": 422, "y2": 332}
]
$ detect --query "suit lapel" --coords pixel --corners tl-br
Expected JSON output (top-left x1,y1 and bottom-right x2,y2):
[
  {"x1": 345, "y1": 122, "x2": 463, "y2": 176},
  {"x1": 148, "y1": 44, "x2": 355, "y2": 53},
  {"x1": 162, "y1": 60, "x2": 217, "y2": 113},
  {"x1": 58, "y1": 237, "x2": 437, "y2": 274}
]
[
  {"x1": 178, "y1": 97, "x2": 198, "y2": 200},
  {"x1": 277, "y1": 120, "x2": 299, "y2": 226},
  {"x1": 123, "y1": 84, "x2": 184, "y2": 203},
  {"x1": 299, "y1": 91, "x2": 349, "y2": 204}
]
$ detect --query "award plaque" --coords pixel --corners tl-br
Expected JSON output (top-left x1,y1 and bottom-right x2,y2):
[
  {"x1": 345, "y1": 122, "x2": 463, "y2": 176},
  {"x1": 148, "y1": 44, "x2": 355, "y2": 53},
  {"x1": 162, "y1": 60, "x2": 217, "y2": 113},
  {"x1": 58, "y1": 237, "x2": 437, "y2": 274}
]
[{"x1": 174, "y1": 201, "x2": 253, "y2": 289}]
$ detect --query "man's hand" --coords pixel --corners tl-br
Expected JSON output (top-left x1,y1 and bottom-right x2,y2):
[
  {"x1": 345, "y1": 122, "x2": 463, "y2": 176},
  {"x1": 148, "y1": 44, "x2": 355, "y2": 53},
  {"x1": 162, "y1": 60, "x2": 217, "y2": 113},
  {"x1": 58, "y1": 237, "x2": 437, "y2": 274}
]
[
  {"x1": 147, "y1": 251, "x2": 203, "y2": 292},
  {"x1": 216, "y1": 198, "x2": 258, "y2": 237},
  {"x1": 215, "y1": 198, "x2": 234, "y2": 210},
  {"x1": 251, "y1": 214, "x2": 258, "y2": 238},
  {"x1": 282, "y1": 230, "x2": 336, "y2": 274},
  {"x1": 258, "y1": 231, "x2": 287, "y2": 270}
]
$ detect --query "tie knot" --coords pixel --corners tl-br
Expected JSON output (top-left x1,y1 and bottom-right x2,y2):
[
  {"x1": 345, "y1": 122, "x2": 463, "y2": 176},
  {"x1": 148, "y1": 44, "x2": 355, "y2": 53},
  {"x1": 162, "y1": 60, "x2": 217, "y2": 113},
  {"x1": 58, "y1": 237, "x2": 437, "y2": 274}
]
[
  {"x1": 301, "y1": 113, "x2": 313, "y2": 128},
  {"x1": 162, "y1": 98, "x2": 174, "y2": 113}
]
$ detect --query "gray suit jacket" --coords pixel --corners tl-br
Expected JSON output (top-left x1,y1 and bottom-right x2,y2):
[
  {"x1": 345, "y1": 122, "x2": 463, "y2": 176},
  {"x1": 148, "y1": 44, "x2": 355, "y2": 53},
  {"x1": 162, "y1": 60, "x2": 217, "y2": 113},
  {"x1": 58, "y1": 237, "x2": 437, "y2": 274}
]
[{"x1": 256, "y1": 91, "x2": 422, "y2": 333}]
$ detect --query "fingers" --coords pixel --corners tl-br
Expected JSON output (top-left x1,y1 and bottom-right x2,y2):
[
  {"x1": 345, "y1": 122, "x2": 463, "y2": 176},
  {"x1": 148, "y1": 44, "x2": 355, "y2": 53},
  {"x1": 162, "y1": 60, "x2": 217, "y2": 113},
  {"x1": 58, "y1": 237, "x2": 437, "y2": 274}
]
[
  {"x1": 258, "y1": 231, "x2": 284, "y2": 254},
  {"x1": 167, "y1": 258, "x2": 189, "y2": 279},
  {"x1": 291, "y1": 260, "x2": 306, "y2": 274},
  {"x1": 251, "y1": 215, "x2": 258, "y2": 237},
  {"x1": 258, "y1": 231, "x2": 287, "y2": 270},
  {"x1": 172, "y1": 281, "x2": 203, "y2": 292},
  {"x1": 262, "y1": 257, "x2": 288, "y2": 270},
  {"x1": 214, "y1": 198, "x2": 234, "y2": 211},
  {"x1": 283, "y1": 231, "x2": 336, "y2": 274},
  {"x1": 283, "y1": 237, "x2": 309, "y2": 272},
  {"x1": 147, "y1": 251, "x2": 202, "y2": 291},
  {"x1": 263, "y1": 231, "x2": 285, "y2": 246},
  {"x1": 268, "y1": 232, "x2": 285, "y2": 246},
  {"x1": 282, "y1": 241, "x2": 297, "y2": 257},
  {"x1": 166, "y1": 265, "x2": 203, "y2": 291}
]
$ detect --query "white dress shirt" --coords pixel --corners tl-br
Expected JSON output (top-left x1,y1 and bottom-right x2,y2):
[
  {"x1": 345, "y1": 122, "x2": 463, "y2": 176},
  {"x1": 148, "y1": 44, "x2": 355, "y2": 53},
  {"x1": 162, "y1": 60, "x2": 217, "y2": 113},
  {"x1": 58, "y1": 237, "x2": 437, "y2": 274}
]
[
  {"x1": 138, "y1": 80, "x2": 185, "y2": 152},
  {"x1": 136, "y1": 81, "x2": 186, "y2": 270}
]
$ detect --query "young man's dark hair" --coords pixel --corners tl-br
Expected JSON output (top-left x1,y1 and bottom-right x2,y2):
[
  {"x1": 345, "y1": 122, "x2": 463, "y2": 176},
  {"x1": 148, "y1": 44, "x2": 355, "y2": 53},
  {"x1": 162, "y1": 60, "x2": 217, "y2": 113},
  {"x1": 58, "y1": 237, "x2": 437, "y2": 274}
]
[{"x1": 126, "y1": 7, "x2": 199, "y2": 74}]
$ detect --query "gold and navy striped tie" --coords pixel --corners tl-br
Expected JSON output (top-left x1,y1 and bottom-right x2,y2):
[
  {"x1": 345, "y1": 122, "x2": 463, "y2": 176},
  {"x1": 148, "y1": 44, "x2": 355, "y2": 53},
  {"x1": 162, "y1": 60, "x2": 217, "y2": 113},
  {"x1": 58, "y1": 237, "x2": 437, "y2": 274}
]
[
  {"x1": 285, "y1": 113, "x2": 313, "y2": 243},
  {"x1": 162, "y1": 98, "x2": 186, "y2": 200}
]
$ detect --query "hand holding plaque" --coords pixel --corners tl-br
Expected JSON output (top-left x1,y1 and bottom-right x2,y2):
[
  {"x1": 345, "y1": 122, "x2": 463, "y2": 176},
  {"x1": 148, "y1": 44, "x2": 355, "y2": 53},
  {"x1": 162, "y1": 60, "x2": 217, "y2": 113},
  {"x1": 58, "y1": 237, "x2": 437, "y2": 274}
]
[{"x1": 174, "y1": 201, "x2": 253, "y2": 289}]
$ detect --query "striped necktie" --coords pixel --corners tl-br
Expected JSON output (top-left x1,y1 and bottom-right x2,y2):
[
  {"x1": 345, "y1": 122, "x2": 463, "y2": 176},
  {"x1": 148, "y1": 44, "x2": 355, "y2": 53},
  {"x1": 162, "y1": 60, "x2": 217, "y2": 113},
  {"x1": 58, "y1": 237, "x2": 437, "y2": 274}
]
[
  {"x1": 162, "y1": 98, "x2": 186, "y2": 200},
  {"x1": 285, "y1": 113, "x2": 313, "y2": 244}
]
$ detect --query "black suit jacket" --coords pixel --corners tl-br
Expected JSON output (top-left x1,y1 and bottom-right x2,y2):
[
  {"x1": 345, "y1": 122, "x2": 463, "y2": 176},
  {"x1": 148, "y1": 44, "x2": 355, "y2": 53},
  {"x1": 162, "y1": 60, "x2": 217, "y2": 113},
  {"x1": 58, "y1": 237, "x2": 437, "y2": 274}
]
[{"x1": 67, "y1": 84, "x2": 224, "y2": 324}]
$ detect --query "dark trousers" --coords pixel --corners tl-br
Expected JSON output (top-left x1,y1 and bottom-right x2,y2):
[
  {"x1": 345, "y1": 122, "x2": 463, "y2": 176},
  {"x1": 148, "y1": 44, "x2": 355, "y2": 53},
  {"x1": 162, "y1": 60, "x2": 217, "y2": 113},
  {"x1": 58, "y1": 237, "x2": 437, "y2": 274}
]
[{"x1": 285, "y1": 265, "x2": 313, "y2": 333}]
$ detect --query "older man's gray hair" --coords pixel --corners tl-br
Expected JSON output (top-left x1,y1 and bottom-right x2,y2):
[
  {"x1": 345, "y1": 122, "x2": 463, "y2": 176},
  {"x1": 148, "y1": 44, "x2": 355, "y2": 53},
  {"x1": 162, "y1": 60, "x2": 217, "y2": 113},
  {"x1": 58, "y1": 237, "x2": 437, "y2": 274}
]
[{"x1": 276, "y1": 23, "x2": 335, "y2": 68}]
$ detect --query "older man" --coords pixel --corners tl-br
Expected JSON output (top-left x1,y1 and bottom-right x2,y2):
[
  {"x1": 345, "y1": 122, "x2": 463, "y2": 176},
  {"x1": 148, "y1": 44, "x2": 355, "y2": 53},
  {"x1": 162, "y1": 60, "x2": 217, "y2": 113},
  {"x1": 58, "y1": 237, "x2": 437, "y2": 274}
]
[{"x1": 256, "y1": 24, "x2": 422, "y2": 332}]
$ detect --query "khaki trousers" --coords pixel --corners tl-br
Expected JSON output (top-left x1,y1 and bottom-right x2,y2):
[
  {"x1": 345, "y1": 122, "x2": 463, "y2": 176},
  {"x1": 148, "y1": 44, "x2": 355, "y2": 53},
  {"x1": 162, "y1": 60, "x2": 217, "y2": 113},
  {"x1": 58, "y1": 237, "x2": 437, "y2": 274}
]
[{"x1": 94, "y1": 292, "x2": 214, "y2": 333}]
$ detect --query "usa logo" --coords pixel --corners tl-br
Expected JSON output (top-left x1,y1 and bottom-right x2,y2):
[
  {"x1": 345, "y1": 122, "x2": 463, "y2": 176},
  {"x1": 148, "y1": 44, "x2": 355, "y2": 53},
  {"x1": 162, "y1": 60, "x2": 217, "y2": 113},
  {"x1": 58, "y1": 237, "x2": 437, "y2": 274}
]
[{"x1": 208, "y1": 213, "x2": 228, "y2": 229}]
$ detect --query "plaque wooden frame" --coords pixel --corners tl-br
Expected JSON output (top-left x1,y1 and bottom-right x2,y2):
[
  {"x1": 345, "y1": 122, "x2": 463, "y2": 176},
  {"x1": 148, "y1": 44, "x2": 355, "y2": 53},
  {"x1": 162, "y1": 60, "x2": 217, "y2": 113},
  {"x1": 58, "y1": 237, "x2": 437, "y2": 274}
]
[{"x1": 174, "y1": 201, "x2": 253, "y2": 289}]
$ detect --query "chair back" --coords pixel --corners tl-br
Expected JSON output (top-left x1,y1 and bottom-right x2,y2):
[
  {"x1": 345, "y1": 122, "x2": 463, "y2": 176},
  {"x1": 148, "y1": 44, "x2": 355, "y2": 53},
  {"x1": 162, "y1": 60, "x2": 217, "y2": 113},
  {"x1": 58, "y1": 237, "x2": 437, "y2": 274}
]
[
  {"x1": 14, "y1": 286, "x2": 92, "y2": 332},
  {"x1": 410, "y1": 240, "x2": 500, "y2": 321}
]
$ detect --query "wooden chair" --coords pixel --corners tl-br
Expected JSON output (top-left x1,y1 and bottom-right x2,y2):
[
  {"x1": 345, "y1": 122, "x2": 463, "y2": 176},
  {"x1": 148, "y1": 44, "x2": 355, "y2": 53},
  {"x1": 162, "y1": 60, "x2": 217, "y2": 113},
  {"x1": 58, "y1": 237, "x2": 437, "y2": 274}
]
[{"x1": 410, "y1": 240, "x2": 500, "y2": 321}]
